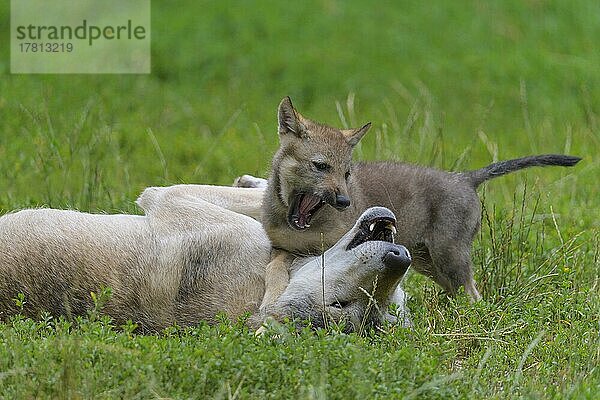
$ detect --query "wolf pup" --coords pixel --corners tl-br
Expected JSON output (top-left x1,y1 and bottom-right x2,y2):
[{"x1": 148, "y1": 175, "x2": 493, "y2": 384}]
[{"x1": 256, "y1": 97, "x2": 581, "y2": 301}]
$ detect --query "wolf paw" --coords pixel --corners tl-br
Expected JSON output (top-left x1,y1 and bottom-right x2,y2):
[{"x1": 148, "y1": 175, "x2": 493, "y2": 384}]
[{"x1": 233, "y1": 175, "x2": 268, "y2": 189}]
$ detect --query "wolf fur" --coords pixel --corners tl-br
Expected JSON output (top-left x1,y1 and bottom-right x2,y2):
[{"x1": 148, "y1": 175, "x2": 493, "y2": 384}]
[
  {"x1": 256, "y1": 97, "x2": 581, "y2": 300},
  {"x1": 0, "y1": 185, "x2": 411, "y2": 331}
]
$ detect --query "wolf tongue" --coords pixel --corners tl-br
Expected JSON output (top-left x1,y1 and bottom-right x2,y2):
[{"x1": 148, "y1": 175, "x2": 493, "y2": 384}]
[{"x1": 295, "y1": 194, "x2": 321, "y2": 228}]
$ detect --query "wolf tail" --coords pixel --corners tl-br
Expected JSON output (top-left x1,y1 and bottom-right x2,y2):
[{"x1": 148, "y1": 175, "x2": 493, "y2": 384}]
[{"x1": 464, "y1": 154, "x2": 581, "y2": 188}]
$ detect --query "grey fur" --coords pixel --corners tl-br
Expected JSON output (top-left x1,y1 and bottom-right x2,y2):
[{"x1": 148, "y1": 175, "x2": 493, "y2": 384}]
[{"x1": 465, "y1": 154, "x2": 581, "y2": 187}]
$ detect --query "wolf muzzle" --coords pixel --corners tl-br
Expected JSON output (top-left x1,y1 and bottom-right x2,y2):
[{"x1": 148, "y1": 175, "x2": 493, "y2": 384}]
[
  {"x1": 333, "y1": 194, "x2": 350, "y2": 210},
  {"x1": 383, "y1": 246, "x2": 412, "y2": 273}
]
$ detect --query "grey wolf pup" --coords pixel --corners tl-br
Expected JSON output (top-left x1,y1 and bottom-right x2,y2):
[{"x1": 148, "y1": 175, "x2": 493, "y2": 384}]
[
  {"x1": 0, "y1": 185, "x2": 411, "y2": 331},
  {"x1": 238, "y1": 97, "x2": 581, "y2": 301}
]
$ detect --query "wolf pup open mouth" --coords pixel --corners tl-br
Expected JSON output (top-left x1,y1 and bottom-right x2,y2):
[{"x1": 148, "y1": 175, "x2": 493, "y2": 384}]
[{"x1": 287, "y1": 192, "x2": 325, "y2": 230}]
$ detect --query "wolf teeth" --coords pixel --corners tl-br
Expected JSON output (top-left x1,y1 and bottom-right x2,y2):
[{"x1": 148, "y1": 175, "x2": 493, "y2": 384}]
[
  {"x1": 369, "y1": 222, "x2": 376, "y2": 232},
  {"x1": 293, "y1": 218, "x2": 309, "y2": 228},
  {"x1": 391, "y1": 226, "x2": 397, "y2": 235}
]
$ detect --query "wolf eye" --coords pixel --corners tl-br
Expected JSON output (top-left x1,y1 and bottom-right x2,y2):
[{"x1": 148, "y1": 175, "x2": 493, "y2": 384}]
[
  {"x1": 312, "y1": 161, "x2": 331, "y2": 172},
  {"x1": 345, "y1": 171, "x2": 351, "y2": 180},
  {"x1": 329, "y1": 300, "x2": 350, "y2": 309}
]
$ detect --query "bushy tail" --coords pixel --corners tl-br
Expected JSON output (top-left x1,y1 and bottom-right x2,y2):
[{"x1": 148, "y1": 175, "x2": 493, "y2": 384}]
[{"x1": 465, "y1": 154, "x2": 581, "y2": 188}]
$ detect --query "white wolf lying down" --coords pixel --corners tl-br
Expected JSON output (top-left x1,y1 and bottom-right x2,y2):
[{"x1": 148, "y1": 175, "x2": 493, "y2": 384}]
[{"x1": 0, "y1": 185, "x2": 411, "y2": 332}]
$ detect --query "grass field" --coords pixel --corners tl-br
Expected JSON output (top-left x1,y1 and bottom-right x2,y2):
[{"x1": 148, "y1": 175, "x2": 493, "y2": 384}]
[{"x1": 1, "y1": 1, "x2": 599, "y2": 398}]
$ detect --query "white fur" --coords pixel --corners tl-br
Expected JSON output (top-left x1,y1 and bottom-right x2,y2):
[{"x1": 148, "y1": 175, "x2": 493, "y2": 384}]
[{"x1": 0, "y1": 185, "x2": 410, "y2": 330}]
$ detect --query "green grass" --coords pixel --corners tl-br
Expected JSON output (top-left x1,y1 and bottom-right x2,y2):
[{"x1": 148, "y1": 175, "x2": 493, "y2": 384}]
[{"x1": 1, "y1": 0, "x2": 599, "y2": 398}]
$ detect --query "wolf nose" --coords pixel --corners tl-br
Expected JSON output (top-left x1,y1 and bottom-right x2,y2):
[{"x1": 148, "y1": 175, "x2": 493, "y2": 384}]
[
  {"x1": 383, "y1": 246, "x2": 411, "y2": 273},
  {"x1": 334, "y1": 194, "x2": 350, "y2": 210}
]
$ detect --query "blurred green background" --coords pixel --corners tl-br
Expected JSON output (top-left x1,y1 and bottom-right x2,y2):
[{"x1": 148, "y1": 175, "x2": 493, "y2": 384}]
[{"x1": 1, "y1": 0, "x2": 597, "y2": 218}]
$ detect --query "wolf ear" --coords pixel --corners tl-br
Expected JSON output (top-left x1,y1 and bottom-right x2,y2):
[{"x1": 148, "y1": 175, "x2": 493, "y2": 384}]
[
  {"x1": 342, "y1": 122, "x2": 371, "y2": 146},
  {"x1": 278, "y1": 96, "x2": 307, "y2": 137}
]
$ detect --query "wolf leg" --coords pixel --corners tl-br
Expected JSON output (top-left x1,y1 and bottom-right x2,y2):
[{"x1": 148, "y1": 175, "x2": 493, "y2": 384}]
[
  {"x1": 259, "y1": 249, "x2": 295, "y2": 311},
  {"x1": 137, "y1": 184, "x2": 265, "y2": 221},
  {"x1": 428, "y1": 244, "x2": 482, "y2": 301}
]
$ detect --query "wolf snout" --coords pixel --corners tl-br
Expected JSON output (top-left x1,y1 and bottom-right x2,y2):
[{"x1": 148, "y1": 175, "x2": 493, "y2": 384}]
[
  {"x1": 333, "y1": 194, "x2": 350, "y2": 210},
  {"x1": 322, "y1": 191, "x2": 350, "y2": 211},
  {"x1": 383, "y1": 246, "x2": 411, "y2": 273}
]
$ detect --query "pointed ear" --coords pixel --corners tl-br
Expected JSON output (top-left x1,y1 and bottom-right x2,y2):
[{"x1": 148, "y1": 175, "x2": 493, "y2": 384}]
[
  {"x1": 342, "y1": 122, "x2": 371, "y2": 146},
  {"x1": 278, "y1": 96, "x2": 305, "y2": 137}
]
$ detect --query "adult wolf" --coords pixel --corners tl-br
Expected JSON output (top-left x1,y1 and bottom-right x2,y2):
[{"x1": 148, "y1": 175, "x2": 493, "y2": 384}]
[
  {"x1": 242, "y1": 97, "x2": 581, "y2": 301},
  {"x1": 0, "y1": 185, "x2": 411, "y2": 332}
]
